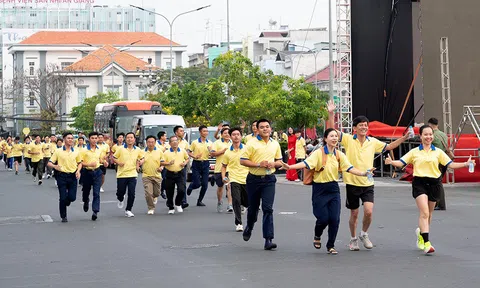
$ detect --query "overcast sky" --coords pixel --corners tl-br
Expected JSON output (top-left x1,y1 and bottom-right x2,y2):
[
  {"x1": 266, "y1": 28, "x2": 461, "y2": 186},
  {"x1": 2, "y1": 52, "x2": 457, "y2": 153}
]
[{"x1": 100, "y1": 0, "x2": 335, "y2": 54}]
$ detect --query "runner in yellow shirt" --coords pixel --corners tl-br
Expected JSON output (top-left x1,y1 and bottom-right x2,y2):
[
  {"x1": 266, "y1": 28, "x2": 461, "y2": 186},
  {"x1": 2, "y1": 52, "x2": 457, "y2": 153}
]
[
  {"x1": 28, "y1": 135, "x2": 45, "y2": 185},
  {"x1": 23, "y1": 136, "x2": 32, "y2": 174},
  {"x1": 210, "y1": 127, "x2": 232, "y2": 213},
  {"x1": 97, "y1": 133, "x2": 110, "y2": 193},
  {"x1": 156, "y1": 131, "x2": 169, "y2": 200},
  {"x1": 142, "y1": 135, "x2": 164, "y2": 215},
  {"x1": 12, "y1": 137, "x2": 24, "y2": 175},
  {"x1": 4, "y1": 138, "x2": 13, "y2": 171},
  {"x1": 174, "y1": 125, "x2": 190, "y2": 208},
  {"x1": 43, "y1": 137, "x2": 53, "y2": 179},
  {"x1": 187, "y1": 125, "x2": 212, "y2": 207}
]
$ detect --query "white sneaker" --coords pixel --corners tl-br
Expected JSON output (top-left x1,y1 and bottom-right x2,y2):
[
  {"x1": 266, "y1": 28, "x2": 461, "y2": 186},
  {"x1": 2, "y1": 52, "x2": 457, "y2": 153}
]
[
  {"x1": 359, "y1": 233, "x2": 373, "y2": 249},
  {"x1": 8, "y1": 168, "x2": 12, "y2": 171},
  {"x1": 153, "y1": 197, "x2": 158, "y2": 205},
  {"x1": 241, "y1": 207, "x2": 247, "y2": 215},
  {"x1": 100, "y1": 187, "x2": 105, "y2": 193},
  {"x1": 47, "y1": 174, "x2": 51, "y2": 179},
  {"x1": 117, "y1": 200, "x2": 124, "y2": 209},
  {"x1": 175, "y1": 205, "x2": 183, "y2": 213},
  {"x1": 147, "y1": 209, "x2": 154, "y2": 215},
  {"x1": 125, "y1": 210, "x2": 135, "y2": 217},
  {"x1": 236, "y1": 224, "x2": 244, "y2": 232},
  {"x1": 168, "y1": 209, "x2": 175, "y2": 215},
  {"x1": 33, "y1": 176, "x2": 37, "y2": 182}
]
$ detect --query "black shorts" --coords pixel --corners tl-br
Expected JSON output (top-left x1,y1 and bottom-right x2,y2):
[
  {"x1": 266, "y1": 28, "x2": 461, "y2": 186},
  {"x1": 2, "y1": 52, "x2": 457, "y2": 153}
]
[
  {"x1": 346, "y1": 184, "x2": 374, "y2": 210},
  {"x1": 14, "y1": 156, "x2": 22, "y2": 164},
  {"x1": 100, "y1": 166, "x2": 107, "y2": 175},
  {"x1": 412, "y1": 177, "x2": 442, "y2": 202},
  {"x1": 214, "y1": 173, "x2": 225, "y2": 187}
]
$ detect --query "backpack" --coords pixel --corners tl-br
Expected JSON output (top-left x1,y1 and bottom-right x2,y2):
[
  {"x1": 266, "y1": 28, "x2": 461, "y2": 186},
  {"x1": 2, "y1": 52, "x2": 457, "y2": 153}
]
[{"x1": 303, "y1": 147, "x2": 341, "y2": 185}]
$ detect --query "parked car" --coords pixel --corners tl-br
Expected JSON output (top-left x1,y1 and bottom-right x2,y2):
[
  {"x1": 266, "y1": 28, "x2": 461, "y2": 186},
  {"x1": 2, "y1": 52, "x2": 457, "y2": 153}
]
[
  {"x1": 130, "y1": 114, "x2": 186, "y2": 148},
  {"x1": 185, "y1": 126, "x2": 218, "y2": 182}
]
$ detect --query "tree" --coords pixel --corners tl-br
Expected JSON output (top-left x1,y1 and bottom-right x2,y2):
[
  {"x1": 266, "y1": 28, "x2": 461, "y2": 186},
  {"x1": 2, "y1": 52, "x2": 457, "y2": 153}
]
[{"x1": 70, "y1": 91, "x2": 119, "y2": 132}]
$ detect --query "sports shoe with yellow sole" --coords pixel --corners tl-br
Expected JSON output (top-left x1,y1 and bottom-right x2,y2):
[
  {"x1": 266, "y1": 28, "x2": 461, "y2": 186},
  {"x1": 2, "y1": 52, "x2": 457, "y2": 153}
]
[
  {"x1": 415, "y1": 228, "x2": 424, "y2": 250},
  {"x1": 423, "y1": 241, "x2": 435, "y2": 254}
]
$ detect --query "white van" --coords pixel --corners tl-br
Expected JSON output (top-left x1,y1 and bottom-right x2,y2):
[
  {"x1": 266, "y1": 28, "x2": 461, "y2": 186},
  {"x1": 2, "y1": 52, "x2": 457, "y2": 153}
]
[{"x1": 131, "y1": 115, "x2": 186, "y2": 147}]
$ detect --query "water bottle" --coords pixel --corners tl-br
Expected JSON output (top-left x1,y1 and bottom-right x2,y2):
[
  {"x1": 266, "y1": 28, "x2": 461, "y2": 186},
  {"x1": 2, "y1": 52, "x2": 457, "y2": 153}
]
[
  {"x1": 367, "y1": 169, "x2": 373, "y2": 182},
  {"x1": 469, "y1": 162, "x2": 475, "y2": 173},
  {"x1": 265, "y1": 168, "x2": 272, "y2": 175},
  {"x1": 408, "y1": 126, "x2": 414, "y2": 139}
]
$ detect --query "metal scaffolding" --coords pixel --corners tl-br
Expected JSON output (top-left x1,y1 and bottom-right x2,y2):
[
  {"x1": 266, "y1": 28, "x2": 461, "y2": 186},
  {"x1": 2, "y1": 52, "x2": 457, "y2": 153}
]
[
  {"x1": 440, "y1": 37, "x2": 453, "y2": 142},
  {"x1": 336, "y1": 0, "x2": 353, "y2": 133}
]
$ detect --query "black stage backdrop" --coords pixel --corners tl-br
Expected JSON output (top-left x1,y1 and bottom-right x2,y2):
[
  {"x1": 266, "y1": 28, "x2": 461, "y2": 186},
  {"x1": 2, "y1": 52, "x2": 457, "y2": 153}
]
[{"x1": 351, "y1": 0, "x2": 414, "y2": 127}]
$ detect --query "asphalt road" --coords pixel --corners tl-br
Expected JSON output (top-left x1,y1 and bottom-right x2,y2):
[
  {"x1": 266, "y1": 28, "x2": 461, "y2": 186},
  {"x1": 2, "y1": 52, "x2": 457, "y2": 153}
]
[{"x1": 1, "y1": 166, "x2": 479, "y2": 288}]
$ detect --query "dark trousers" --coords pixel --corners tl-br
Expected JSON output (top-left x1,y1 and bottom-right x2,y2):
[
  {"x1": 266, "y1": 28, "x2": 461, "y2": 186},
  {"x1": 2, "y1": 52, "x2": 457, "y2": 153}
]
[
  {"x1": 82, "y1": 169, "x2": 102, "y2": 213},
  {"x1": 182, "y1": 168, "x2": 188, "y2": 204},
  {"x1": 245, "y1": 174, "x2": 276, "y2": 239},
  {"x1": 43, "y1": 157, "x2": 53, "y2": 176},
  {"x1": 296, "y1": 158, "x2": 304, "y2": 180},
  {"x1": 165, "y1": 170, "x2": 186, "y2": 209},
  {"x1": 161, "y1": 168, "x2": 167, "y2": 192},
  {"x1": 56, "y1": 172, "x2": 78, "y2": 219},
  {"x1": 7, "y1": 157, "x2": 13, "y2": 169},
  {"x1": 31, "y1": 160, "x2": 43, "y2": 180},
  {"x1": 231, "y1": 182, "x2": 249, "y2": 225},
  {"x1": 79, "y1": 168, "x2": 86, "y2": 185},
  {"x1": 312, "y1": 181, "x2": 341, "y2": 250},
  {"x1": 437, "y1": 164, "x2": 447, "y2": 209},
  {"x1": 188, "y1": 160, "x2": 210, "y2": 202},
  {"x1": 117, "y1": 177, "x2": 137, "y2": 211},
  {"x1": 25, "y1": 157, "x2": 31, "y2": 171}
]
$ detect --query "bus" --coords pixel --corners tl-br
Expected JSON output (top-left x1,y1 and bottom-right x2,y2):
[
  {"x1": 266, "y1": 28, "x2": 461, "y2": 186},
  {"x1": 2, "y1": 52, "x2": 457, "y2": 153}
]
[{"x1": 94, "y1": 100, "x2": 163, "y2": 138}]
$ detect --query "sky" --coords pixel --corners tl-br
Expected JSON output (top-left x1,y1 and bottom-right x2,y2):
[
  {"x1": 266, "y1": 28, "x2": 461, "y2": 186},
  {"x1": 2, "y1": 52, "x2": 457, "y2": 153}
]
[{"x1": 97, "y1": 0, "x2": 336, "y2": 55}]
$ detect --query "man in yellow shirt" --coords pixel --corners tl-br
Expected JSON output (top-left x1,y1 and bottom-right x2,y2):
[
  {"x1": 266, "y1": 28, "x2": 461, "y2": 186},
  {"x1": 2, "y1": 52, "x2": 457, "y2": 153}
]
[
  {"x1": 48, "y1": 132, "x2": 82, "y2": 223},
  {"x1": 244, "y1": 120, "x2": 258, "y2": 143},
  {"x1": 294, "y1": 129, "x2": 307, "y2": 181},
  {"x1": 156, "y1": 131, "x2": 169, "y2": 200},
  {"x1": 161, "y1": 135, "x2": 190, "y2": 214},
  {"x1": 210, "y1": 127, "x2": 233, "y2": 213},
  {"x1": 12, "y1": 136, "x2": 24, "y2": 175},
  {"x1": 174, "y1": 126, "x2": 190, "y2": 208},
  {"x1": 29, "y1": 135, "x2": 45, "y2": 185},
  {"x1": 222, "y1": 128, "x2": 249, "y2": 232},
  {"x1": 110, "y1": 133, "x2": 125, "y2": 170},
  {"x1": 97, "y1": 133, "x2": 110, "y2": 193},
  {"x1": 43, "y1": 136, "x2": 53, "y2": 179},
  {"x1": 113, "y1": 132, "x2": 144, "y2": 218},
  {"x1": 23, "y1": 136, "x2": 32, "y2": 174},
  {"x1": 186, "y1": 125, "x2": 212, "y2": 207},
  {"x1": 326, "y1": 100, "x2": 410, "y2": 251},
  {"x1": 240, "y1": 119, "x2": 284, "y2": 250},
  {"x1": 80, "y1": 132, "x2": 108, "y2": 221},
  {"x1": 142, "y1": 135, "x2": 164, "y2": 215},
  {"x1": 4, "y1": 137, "x2": 13, "y2": 171}
]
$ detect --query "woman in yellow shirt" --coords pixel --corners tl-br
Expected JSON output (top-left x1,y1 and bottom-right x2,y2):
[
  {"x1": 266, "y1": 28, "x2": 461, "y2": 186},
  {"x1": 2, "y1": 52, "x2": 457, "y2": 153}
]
[
  {"x1": 386, "y1": 124, "x2": 476, "y2": 254},
  {"x1": 282, "y1": 128, "x2": 373, "y2": 254},
  {"x1": 12, "y1": 137, "x2": 24, "y2": 175},
  {"x1": 4, "y1": 137, "x2": 13, "y2": 171}
]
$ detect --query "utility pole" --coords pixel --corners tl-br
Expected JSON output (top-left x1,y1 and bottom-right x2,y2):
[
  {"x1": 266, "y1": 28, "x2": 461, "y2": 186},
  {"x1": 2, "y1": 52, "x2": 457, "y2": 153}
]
[{"x1": 328, "y1": 0, "x2": 334, "y2": 100}]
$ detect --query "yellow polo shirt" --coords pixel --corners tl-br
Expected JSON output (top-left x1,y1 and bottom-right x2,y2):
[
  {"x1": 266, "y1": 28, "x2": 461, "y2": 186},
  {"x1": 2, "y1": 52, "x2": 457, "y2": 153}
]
[
  {"x1": 212, "y1": 138, "x2": 232, "y2": 173},
  {"x1": 4, "y1": 144, "x2": 13, "y2": 158},
  {"x1": 80, "y1": 144, "x2": 106, "y2": 170},
  {"x1": 400, "y1": 144, "x2": 452, "y2": 178},
  {"x1": 295, "y1": 137, "x2": 306, "y2": 159},
  {"x1": 245, "y1": 133, "x2": 256, "y2": 143},
  {"x1": 29, "y1": 142, "x2": 44, "y2": 163},
  {"x1": 50, "y1": 146, "x2": 82, "y2": 173},
  {"x1": 178, "y1": 138, "x2": 189, "y2": 151},
  {"x1": 98, "y1": 142, "x2": 110, "y2": 155},
  {"x1": 114, "y1": 145, "x2": 144, "y2": 178},
  {"x1": 341, "y1": 133, "x2": 387, "y2": 187},
  {"x1": 190, "y1": 138, "x2": 211, "y2": 161},
  {"x1": 155, "y1": 140, "x2": 170, "y2": 152},
  {"x1": 42, "y1": 142, "x2": 52, "y2": 158},
  {"x1": 304, "y1": 146, "x2": 353, "y2": 183},
  {"x1": 110, "y1": 143, "x2": 124, "y2": 155},
  {"x1": 12, "y1": 143, "x2": 24, "y2": 157},
  {"x1": 142, "y1": 147, "x2": 163, "y2": 178},
  {"x1": 23, "y1": 143, "x2": 32, "y2": 158},
  {"x1": 223, "y1": 144, "x2": 249, "y2": 185},
  {"x1": 240, "y1": 135, "x2": 283, "y2": 176},
  {"x1": 162, "y1": 147, "x2": 189, "y2": 172},
  {"x1": 76, "y1": 144, "x2": 87, "y2": 155}
]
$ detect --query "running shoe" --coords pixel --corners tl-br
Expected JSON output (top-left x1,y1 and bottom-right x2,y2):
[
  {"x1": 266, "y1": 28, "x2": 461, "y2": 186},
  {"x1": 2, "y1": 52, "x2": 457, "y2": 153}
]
[
  {"x1": 349, "y1": 237, "x2": 360, "y2": 251},
  {"x1": 423, "y1": 241, "x2": 435, "y2": 254},
  {"x1": 217, "y1": 201, "x2": 223, "y2": 213},
  {"x1": 359, "y1": 233, "x2": 373, "y2": 249},
  {"x1": 415, "y1": 228, "x2": 424, "y2": 250}
]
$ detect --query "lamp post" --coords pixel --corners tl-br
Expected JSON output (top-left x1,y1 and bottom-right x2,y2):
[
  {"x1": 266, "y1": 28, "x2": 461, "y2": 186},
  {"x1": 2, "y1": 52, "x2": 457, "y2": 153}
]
[{"x1": 130, "y1": 4, "x2": 211, "y2": 84}]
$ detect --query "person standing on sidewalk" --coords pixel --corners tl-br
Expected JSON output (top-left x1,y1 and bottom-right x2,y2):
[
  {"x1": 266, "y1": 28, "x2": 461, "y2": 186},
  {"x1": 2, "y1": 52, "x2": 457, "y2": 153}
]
[
  {"x1": 326, "y1": 100, "x2": 410, "y2": 251},
  {"x1": 427, "y1": 117, "x2": 449, "y2": 211},
  {"x1": 211, "y1": 127, "x2": 233, "y2": 213},
  {"x1": 113, "y1": 132, "x2": 144, "y2": 218},
  {"x1": 186, "y1": 125, "x2": 211, "y2": 207},
  {"x1": 48, "y1": 132, "x2": 82, "y2": 223},
  {"x1": 222, "y1": 127, "x2": 249, "y2": 232},
  {"x1": 142, "y1": 135, "x2": 164, "y2": 215},
  {"x1": 29, "y1": 135, "x2": 45, "y2": 185},
  {"x1": 240, "y1": 119, "x2": 284, "y2": 250},
  {"x1": 80, "y1": 132, "x2": 108, "y2": 221}
]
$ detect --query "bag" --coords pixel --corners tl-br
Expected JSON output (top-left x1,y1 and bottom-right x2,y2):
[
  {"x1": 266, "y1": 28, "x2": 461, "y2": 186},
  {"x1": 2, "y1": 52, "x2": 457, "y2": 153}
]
[
  {"x1": 303, "y1": 147, "x2": 341, "y2": 185},
  {"x1": 440, "y1": 138, "x2": 454, "y2": 160}
]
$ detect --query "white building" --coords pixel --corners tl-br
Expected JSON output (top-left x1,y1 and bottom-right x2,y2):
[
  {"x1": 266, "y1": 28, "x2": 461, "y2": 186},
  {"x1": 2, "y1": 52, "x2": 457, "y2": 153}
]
[{"x1": 5, "y1": 31, "x2": 186, "y2": 133}]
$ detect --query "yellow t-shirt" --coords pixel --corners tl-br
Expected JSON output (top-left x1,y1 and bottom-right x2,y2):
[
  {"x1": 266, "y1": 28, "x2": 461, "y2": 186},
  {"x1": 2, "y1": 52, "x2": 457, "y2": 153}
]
[
  {"x1": 4, "y1": 144, "x2": 13, "y2": 158},
  {"x1": 304, "y1": 146, "x2": 353, "y2": 183},
  {"x1": 50, "y1": 146, "x2": 82, "y2": 173},
  {"x1": 341, "y1": 133, "x2": 387, "y2": 187},
  {"x1": 245, "y1": 133, "x2": 256, "y2": 143},
  {"x1": 222, "y1": 144, "x2": 249, "y2": 185},
  {"x1": 23, "y1": 143, "x2": 32, "y2": 158},
  {"x1": 190, "y1": 138, "x2": 212, "y2": 161},
  {"x1": 142, "y1": 147, "x2": 163, "y2": 178},
  {"x1": 12, "y1": 143, "x2": 24, "y2": 157},
  {"x1": 162, "y1": 147, "x2": 189, "y2": 172},
  {"x1": 75, "y1": 144, "x2": 87, "y2": 154},
  {"x1": 42, "y1": 141, "x2": 52, "y2": 158},
  {"x1": 98, "y1": 142, "x2": 110, "y2": 155},
  {"x1": 400, "y1": 144, "x2": 452, "y2": 178},
  {"x1": 29, "y1": 142, "x2": 44, "y2": 163},
  {"x1": 295, "y1": 137, "x2": 306, "y2": 159},
  {"x1": 80, "y1": 144, "x2": 106, "y2": 170},
  {"x1": 212, "y1": 138, "x2": 232, "y2": 173},
  {"x1": 240, "y1": 135, "x2": 283, "y2": 176},
  {"x1": 178, "y1": 138, "x2": 189, "y2": 151},
  {"x1": 114, "y1": 145, "x2": 144, "y2": 178},
  {"x1": 111, "y1": 143, "x2": 123, "y2": 155},
  {"x1": 155, "y1": 140, "x2": 170, "y2": 152}
]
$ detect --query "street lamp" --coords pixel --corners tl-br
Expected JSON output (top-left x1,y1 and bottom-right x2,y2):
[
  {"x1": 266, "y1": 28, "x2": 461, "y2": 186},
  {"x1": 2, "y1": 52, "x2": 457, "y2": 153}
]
[{"x1": 130, "y1": 4, "x2": 211, "y2": 84}]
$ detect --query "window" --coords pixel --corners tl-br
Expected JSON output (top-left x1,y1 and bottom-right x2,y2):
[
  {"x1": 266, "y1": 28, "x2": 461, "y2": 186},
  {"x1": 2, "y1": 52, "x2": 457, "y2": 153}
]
[
  {"x1": 61, "y1": 62, "x2": 74, "y2": 69},
  {"x1": 93, "y1": 12, "x2": 96, "y2": 18},
  {"x1": 28, "y1": 92, "x2": 35, "y2": 106},
  {"x1": 29, "y1": 67, "x2": 34, "y2": 76},
  {"x1": 78, "y1": 87, "x2": 86, "y2": 105},
  {"x1": 30, "y1": 12, "x2": 37, "y2": 17},
  {"x1": 118, "y1": 23, "x2": 122, "y2": 30},
  {"x1": 117, "y1": 12, "x2": 122, "y2": 15},
  {"x1": 29, "y1": 62, "x2": 34, "y2": 66},
  {"x1": 138, "y1": 87, "x2": 146, "y2": 99}
]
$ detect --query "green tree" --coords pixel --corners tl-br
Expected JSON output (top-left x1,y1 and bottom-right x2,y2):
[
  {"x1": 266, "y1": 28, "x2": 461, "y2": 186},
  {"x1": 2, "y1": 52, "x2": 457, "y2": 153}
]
[{"x1": 70, "y1": 91, "x2": 119, "y2": 132}]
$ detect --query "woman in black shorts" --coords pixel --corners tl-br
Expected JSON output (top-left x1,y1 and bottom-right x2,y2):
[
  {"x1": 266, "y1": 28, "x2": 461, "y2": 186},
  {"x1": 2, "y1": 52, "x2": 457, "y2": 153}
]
[{"x1": 385, "y1": 125, "x2": 475, "y2": 254}]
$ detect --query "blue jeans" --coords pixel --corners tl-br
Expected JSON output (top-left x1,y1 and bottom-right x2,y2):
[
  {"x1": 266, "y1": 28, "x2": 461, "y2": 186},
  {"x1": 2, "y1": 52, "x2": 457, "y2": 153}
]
[
  {"x1": 312, "y1": 181, "x2": 341, "y2": 249},
  {"x1": 56, "y1": 172, "x2": 78, "y2": 219},
  {"x1": 117, "y1": 177, "x2": 137, "y2": 211},
  {"x1": 7, "y1": 157, "x2": 13, "y2": 169},
  {"x1": 245, "y1": 174, "x2": 276, "y2": 239},
  {"x1": 188, "y1": 160, "x2": 210, "y2": 202},
  {"x1": 161, "y1": 168, "x2": 167, "y2": 192},
  {"x1": 82, "y1": 169, "x2": 102, "y2": 213}
]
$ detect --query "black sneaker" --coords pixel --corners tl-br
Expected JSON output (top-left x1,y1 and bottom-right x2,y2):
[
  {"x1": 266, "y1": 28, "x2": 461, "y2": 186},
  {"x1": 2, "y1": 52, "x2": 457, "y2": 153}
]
[
  {"x1": 61, "y1": 218, "x2": 68, "y2": 223},
  {"x1": 196, "y1": 201, "x2": 206, "y2": 207},
  {"x1": 264, "y1": 239, "x2": 277, "y2": 250},
  {"x1": 38, "y1": 180, "x2": 42, "y2": 185},
  {"x1": 243, "y1": 226, "x2": 252, "y2": 241},
  {"x1": 181, "y1": 203, "x2": 189, "y2": 209},
  {"x1": 83, "y1": 202, "x2": 89, "y2": 212},
  {"x1": 209, "y1": 176, "x2": 215, "y2": 187},
  {"x1": 15, "y1": 171, "x2": 18, "y2": 175},
  {"x1": 187, "y1": 189, "x2": 193, "y2": 196},
  {"x1": 91, "y1": 212, "x2": 97, "y2": 221},
  {"x1": 160, "y1": 191, "x2": 167, "y2": 199}
]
